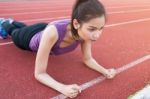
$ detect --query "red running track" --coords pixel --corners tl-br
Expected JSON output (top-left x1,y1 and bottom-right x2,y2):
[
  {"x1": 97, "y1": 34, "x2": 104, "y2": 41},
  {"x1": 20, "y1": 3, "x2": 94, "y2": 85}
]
[{"x1": 0, "y1": 0, "x2": 150, "y2": 99}]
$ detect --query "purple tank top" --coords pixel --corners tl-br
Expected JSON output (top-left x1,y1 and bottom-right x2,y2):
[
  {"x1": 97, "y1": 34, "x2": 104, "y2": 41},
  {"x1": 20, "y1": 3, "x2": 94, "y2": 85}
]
[{"x1": 29, "y1": 19, "x2": 80, "y2": 55}]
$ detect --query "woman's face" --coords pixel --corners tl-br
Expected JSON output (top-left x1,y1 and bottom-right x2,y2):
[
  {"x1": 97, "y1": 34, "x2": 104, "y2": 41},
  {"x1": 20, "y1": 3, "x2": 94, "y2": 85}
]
[{"x1": 77, "y1": 16, "x2": 105, "y2": 41}]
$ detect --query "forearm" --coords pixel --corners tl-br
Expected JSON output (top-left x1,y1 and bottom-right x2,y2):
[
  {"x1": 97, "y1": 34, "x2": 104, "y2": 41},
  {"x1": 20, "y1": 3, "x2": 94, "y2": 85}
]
[
  {"x1": 35, "y1": 61, "x2": 64, "y2": 92},
  {"x1": 83, "y1": 58, "x2": 108, "y2": 75},
  {"x1": 35, "y1": 72, "x2": 64, "y2": 92}
]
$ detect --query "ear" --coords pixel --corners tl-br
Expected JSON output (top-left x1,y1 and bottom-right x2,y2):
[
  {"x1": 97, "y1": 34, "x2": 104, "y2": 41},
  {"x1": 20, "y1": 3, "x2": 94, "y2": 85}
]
[{"x1": 73, "y1": 19, "x2": 80, "y2": 29}]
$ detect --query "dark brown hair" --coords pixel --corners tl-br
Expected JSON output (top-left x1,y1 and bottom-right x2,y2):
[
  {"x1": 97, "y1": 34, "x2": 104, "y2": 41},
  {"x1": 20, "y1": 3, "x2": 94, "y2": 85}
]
[{"x1": 71, "y1": 0, "x2": 106, "y2": 39}]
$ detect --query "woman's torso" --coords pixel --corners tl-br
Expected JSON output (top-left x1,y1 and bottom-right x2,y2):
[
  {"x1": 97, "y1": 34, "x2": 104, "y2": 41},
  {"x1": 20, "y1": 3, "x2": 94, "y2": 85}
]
[{"x1": 29, "y1": 19, "x2": 81, "y2": 55}]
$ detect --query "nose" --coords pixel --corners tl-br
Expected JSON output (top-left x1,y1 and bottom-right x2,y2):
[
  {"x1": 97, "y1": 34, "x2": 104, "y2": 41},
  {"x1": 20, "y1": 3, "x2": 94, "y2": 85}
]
[
  {"x1": 93, "y1": 33, "x2": 100, "y2": 39},
  {"x1": 94, "y1": 33, "x2": 99, "y2": 37}
]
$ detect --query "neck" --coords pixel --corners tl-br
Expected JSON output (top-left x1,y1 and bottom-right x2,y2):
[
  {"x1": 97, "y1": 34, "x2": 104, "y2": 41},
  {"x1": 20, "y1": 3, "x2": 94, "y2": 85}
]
[{"x1": 67, "y1": 24, "x2": 83, "y2": 41}]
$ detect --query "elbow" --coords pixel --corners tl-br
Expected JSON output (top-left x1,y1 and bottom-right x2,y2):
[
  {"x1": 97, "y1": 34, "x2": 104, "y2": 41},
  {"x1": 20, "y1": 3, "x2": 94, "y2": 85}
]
[
  {"x1": 34, "y1": 71, "x2": 45, "y2": 81},
  {"x1": 34, "y1": 64, "x2": 46, "y2": 80},
  {"x1": 34, "y1": 72, "x2": 40, "y2": 80},
  {"x1": 34, "y1": 67, "x2": 39, "y2": 80},
  {"x1": 83, "y1": 57, "x2": 93, "y2": 64}
]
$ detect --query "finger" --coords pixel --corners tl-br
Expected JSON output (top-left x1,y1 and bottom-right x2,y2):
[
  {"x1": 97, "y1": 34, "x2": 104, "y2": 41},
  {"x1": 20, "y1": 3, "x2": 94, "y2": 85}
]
[
  {"x1": 70, "y1": 91, "x2": 78, "y2": 95},
  {"x1": 109, "y1": 74, "x2": 115, "y2": 79},
  {"x1": 70, "y1": 93, "x2": 78, "y2": 98},
  {"x1": 110, "y1": 70, "x2": 116, "y2": 76},
  {"x1": 73, "y1": 84, "x2": 80, "y2": 89},
  {"x1": 72, "y1": 85, "x2": 81, "y2": 91},
  {"x1": 68, "y1": 92, "x2": 78, "y2": 98},
  {"x1": 79, "y1": 88, "x2": 82, "y2": 93},
  {"x1": 111, "y1": 69, "x2": 116, "y2": 73},
  {"x1": 71, "y1": 88, "x2": 81, "y2": 94},
  {"x1": 106, "y1": 74, "x2": 113, "y2": 79}
]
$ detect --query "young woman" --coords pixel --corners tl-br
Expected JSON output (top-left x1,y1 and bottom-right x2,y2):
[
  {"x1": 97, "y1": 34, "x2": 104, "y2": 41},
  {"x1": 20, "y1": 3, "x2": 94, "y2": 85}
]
[{"x1": 0, "y1": 0, "x2": 116, "y2": 98}]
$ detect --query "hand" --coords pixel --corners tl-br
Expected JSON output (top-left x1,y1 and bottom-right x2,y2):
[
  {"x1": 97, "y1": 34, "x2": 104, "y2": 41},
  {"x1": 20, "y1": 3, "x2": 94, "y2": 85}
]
[
  {"x1": 104, "y1": 68, "x2": 116, "y2": 79},
  {"x1": 60, "y1": 84, "x2": 81, "y2": 98}
]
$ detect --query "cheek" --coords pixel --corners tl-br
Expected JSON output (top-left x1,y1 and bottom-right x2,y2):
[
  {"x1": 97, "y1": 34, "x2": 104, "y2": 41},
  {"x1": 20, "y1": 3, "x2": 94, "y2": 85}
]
[
  {"x1": 78, "y1": 29, "x2": 88, "y2": 38},
  {"x1": 80, "y1": 29, "x2": 94, "y2": 39},
  {"x1": 82, "y1": 30, "x2": 91, "y2": 38},
  {"x1": 86, "y1": 32, "x2": 93, "y2": 38}
]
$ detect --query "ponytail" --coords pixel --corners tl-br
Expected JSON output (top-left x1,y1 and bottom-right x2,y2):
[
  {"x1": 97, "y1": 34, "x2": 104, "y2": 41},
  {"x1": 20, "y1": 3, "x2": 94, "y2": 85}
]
[{"x1": 73, "y1": 0, "x2": 88, "y2": 9}]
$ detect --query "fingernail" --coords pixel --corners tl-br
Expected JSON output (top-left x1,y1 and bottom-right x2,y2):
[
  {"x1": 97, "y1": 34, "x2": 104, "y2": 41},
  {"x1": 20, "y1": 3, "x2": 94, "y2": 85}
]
[{"x1": 79, "y1": 89, "x2": 82, "y2": 93}]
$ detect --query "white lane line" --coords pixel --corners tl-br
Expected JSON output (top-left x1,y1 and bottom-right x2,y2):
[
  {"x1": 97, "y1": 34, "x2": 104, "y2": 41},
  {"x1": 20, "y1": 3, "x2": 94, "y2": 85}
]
[
  {"x1": 23, "y1": 16, "x2": 150, "y2": 23},
  {"x1": 22, "y1": 16, "x2": 70, "y2": 23},
  {"x1": 2, "y1": 6, "x2": 71, "y2": 11},
  {"x1": 1, "y1": 8, "x2": 150, "y2": 16},
  {"x1": 1, "y1": 4, "x2": 150, "y2": 10},
  {"x1": 108, "y1": 8, "x2": 150, "y2": 14},
  {"x1": 1, "y1": 5, "x2": 150, "y2": 11},
  {"x1": 1, "y1": 17, "x2": 150, "y2": 46},
  {"x1": 0, "y1": 41, "x2": 13, "y2": 46},
  {"x1": 0, "y1": 1, "x2": 72, "y2": 4},
  {"x1": 105, "y1": 18, "x2": 150, "y2": 27},
  {"x1": 0, "y1": 10, "x2": 70, "y2": 16},
  {"x1": 107, "y1": 5, "x2": 150, "y2": 9},
  {"x1": 51, "y1": 54, "x2": 150, "y2": 99}
]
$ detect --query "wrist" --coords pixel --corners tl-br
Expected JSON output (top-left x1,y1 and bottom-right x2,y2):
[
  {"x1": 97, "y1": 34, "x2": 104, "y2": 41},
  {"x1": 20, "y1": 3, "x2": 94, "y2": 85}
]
[
  {"x1": 55, "y1": 83, "x2": 65, "y2": 92},
  {"x1": 102, "y1": 69, "x2": 109, "y2": 76}
]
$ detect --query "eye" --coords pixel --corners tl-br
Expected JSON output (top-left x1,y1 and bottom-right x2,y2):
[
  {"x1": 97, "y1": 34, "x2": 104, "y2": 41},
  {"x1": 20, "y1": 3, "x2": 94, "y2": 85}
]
[
  {"x1": 88, "y1": 28, "x2": 96, "y2": 32},
  {"x1": 99, "y1": 26, "x2": 104, "y2": 30}
]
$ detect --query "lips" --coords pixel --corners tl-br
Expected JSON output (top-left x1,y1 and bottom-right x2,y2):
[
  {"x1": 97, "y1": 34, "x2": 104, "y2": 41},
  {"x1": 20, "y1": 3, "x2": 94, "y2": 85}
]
[{"x1": 91, "y1": 38, "x2": 97, "y2": 41}]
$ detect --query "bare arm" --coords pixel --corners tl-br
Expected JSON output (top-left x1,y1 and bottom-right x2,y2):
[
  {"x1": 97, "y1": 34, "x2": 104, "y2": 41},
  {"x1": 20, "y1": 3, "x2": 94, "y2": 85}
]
[
  {"x1": 34, "y1": 25, "x2": 64, "y2": 91},
  {"x1": 34, "y1": 25, "x2": 81, "y2": 98},
  {"x1": 81, "y1": 41, "x2": 116, "y2": 78}
]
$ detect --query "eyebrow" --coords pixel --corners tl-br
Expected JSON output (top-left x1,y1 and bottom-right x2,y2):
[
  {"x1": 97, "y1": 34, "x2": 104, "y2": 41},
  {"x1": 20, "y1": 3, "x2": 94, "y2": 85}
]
[{"x1": 89, "y1": 26, "x2": 104, "y2": 30}]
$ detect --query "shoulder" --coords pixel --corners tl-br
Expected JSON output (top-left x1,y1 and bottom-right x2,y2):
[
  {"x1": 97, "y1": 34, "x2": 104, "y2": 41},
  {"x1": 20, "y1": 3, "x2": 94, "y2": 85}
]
[
  {"x1": 43, "y1": 19, "x2": 71, "y2": 38},
  {"x1": 49, "y1": 19, "x2": 71, "y2": 25},
  {"x1": 42, "y1": 24, "x2": 58, "y2": 42},
  {"x1": 44, "y1": 24, "x2": 58, "y2": 36}
]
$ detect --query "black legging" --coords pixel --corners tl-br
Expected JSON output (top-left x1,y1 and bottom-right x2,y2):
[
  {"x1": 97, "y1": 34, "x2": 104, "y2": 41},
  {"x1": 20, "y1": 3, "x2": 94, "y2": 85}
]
[{"x1": 2, "y1": 21, "x2": 48, "y2": 50}]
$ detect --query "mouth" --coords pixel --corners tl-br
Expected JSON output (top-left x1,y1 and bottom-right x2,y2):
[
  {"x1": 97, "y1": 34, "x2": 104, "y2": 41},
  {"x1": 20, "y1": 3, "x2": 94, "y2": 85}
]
[
  {"x1": 91, "y1": 39, "x2": 97, "y2": 41},
  {"x1": 90, "y1": 37, "x2": 98, "y2": 41},
  {"x1": 90, "y1": 36, "x2": 98, "y2": 41}
]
